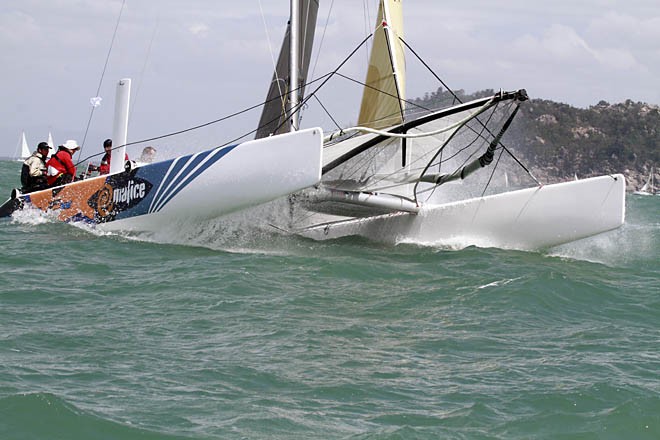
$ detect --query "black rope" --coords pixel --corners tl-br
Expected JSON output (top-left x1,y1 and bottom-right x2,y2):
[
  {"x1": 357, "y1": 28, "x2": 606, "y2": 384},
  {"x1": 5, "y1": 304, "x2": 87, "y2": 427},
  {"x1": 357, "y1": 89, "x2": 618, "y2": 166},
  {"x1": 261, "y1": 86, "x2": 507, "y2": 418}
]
[
  {"x1": 482, "y1": 147, "x2": 505, "y2": 197},
  {"x1": 268, "y1": 32, "x2": 374, "y2": 135},
  {"x1": 399, "y1": 37, "x2": 462, "y2": 105},
  {"x1": 334, "y1": 72, "x2": 431, "y2": 113},
  {"x1": 312, "y1": 95, "x2": 342, "y2": 132},
  {"x1": 74, "y1": 72, "x2": 334, "y2": 167},
  {"x1": 78, "y1": 0, "x2": 126, "y2": 160},
  {"x1": 381, "y1": 22, "x2": 405, "y2": 123},
  {"x1": 399, "y1": 36, "x2": 540, "y2": 185}
]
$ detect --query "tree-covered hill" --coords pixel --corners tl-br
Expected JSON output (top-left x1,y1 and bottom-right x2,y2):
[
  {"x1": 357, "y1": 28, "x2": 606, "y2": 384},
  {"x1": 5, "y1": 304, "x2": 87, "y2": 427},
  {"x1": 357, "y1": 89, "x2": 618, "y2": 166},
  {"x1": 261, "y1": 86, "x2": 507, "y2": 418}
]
[{"x1": 412, "y1": 88, "x2": 659, "y2": 191}]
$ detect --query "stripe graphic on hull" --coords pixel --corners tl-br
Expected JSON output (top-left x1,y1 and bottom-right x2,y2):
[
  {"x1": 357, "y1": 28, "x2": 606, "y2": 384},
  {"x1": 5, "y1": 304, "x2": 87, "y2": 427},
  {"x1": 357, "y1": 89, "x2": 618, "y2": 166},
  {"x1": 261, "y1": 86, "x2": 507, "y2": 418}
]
[{"x1": 148, "y1": 145, "x2": 235, "y2": 214}]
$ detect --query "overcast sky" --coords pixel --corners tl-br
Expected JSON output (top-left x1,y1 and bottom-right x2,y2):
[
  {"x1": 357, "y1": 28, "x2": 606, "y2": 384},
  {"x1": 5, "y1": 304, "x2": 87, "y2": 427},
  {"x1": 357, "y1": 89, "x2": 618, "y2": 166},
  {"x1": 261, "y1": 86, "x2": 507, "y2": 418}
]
[{"x1": 1, "y1": 0, "x2": 659, "y2": 158}]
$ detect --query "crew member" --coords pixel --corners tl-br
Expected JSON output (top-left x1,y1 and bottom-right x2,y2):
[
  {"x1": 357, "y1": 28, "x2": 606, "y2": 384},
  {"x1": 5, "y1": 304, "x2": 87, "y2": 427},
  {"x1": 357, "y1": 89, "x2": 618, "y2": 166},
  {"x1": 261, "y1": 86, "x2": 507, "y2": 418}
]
[
  {"x1": 46, "y1": 140, "x2": 80, "y2": 187},
  {"x1": 138, "y1": 146, "x2": 157, "y2": 164},
  {"x1": 21, "y1": 142, "x2": 51, "y2": 193},
  {"x1": 97, "y1": 138, "x2": 128, "y2": 175}
]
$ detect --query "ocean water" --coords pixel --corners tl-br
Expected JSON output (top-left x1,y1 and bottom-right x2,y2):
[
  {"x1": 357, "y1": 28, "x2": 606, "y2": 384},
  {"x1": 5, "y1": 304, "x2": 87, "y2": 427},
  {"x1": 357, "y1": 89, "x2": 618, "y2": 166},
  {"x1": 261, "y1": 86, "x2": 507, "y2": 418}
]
[{"x1": 0, "y1": 160, "x2": 658, "y2": 440}]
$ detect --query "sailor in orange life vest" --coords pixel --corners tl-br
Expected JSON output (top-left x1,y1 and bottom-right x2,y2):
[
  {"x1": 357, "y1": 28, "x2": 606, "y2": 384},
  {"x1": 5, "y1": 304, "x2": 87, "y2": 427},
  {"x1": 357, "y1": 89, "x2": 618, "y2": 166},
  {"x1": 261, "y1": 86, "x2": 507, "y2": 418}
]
[
  {"x1": 97, "y1": 138, "x2": 129, "y2": 175},
  {"x1": 46, "y1": 140, "x2": 80, "y2": 187}
]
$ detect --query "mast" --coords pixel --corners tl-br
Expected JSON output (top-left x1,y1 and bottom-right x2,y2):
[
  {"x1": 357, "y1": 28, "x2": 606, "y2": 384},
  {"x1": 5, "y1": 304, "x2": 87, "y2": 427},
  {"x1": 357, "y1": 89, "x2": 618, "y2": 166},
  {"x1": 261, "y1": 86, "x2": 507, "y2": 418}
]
[
  {"x1": 110, "y1": 78, "x2": 131, "y2": 175},
  {"x1": 288, "y1": 0, "x2": 300, "y2": 131}
]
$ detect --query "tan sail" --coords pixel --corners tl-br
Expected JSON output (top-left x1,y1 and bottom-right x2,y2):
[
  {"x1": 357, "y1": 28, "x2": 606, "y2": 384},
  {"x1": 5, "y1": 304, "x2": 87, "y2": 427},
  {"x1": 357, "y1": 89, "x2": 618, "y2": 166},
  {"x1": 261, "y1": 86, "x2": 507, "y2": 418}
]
[{"x1": 357, "y1": 0, "x2": 405, "y2": 129}]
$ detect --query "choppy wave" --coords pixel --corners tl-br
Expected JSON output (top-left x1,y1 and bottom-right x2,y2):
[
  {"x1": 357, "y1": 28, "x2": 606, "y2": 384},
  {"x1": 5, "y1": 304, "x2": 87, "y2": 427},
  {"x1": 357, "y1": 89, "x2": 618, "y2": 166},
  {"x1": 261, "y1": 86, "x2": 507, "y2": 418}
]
[
  {"x1": 0, "y1": 393, "x2": 190, "y2": 440},
  {"x1": 1, "y1": 161, "x2": 659, "y2": 439}
]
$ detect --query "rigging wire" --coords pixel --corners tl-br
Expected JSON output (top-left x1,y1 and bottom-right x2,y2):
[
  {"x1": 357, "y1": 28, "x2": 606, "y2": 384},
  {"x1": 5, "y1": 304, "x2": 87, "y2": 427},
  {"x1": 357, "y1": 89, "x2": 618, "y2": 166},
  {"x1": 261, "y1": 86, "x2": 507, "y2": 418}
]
[
  {"x1": 258, "y1": 0, "x2": 286, "y2": 113},
  {"x1": 334, "y1": 72, "x2": 431, "y2": 113},
  {"x1": 309, "y1": 0, "x2": 334, "y2": 82},
  {"x1": 130, "y1": 9, "x2": 161, "y2": 126},
  {"x1": 75, "y1": 10, "x2": 531, "y2": 203},
  {"x1": 362, "y1": 105, "x2": 497, "y2": 199},
  {"x1": 75, "y1": 72, "x2": 334, "y2": 167},
  {"x1": 301, "y1": 0, "x2": 334, "y2": 124},
  {"x1": 335, "y1": 97, "x2": 495, "y2": 140},
  {"x1": 398, "y1": 36, "x2": 540, "y2": 185},
  {"x1": 362, "y1": 0, "x2": 372, "y2": 63},
  {"x1": 482, "y1": 147, "x2": 506, "y2": 197},
  {"x1": 379, "y1": 13, "x2": 406, "y2": 124},
  {"x1": 312, "y1": 95, "x2": 342, "y2": 131},
  {"x1": 267, "y1": 32, "x2": 374, "y2": 136},
  {"x1": 78, "y1": 0, "x2": 126, "y2": 161}
]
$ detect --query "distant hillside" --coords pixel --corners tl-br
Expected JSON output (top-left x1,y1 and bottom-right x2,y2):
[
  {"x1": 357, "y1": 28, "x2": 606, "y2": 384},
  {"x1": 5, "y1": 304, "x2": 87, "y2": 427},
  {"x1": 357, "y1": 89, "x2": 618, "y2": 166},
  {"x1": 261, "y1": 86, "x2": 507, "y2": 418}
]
[{"x1": 413, "y1": 88, "x2": 659, "y2": 191}]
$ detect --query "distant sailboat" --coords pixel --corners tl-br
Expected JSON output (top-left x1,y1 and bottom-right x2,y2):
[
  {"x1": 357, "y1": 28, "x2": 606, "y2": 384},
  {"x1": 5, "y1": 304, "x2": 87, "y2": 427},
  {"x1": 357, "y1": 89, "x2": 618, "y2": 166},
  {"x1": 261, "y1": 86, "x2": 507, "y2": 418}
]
[
  {"x1": 634, "y1": 167, "x2": 656, "y2": 196},
  {"x1": 16, "y1": 132, "x2": 31, "y2": 161}
]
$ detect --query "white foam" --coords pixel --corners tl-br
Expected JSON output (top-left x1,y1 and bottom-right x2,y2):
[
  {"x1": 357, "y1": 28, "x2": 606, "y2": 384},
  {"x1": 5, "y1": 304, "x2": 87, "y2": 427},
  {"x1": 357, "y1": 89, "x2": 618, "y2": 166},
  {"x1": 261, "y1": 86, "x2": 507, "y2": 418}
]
[
  {"x1": 548, "y1": 220, "x2": 655, "y2": 267},
  {"x1": 10, "y1": 206, "x2": 59, "y2": 225}
]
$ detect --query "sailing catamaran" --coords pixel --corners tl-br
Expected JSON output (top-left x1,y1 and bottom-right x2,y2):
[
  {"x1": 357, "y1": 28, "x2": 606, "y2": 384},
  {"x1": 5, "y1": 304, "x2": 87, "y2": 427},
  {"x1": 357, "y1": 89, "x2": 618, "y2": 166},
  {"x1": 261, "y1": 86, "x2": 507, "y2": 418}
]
[
  {"x1": 2, "y1": 1, "x2": 626, "y2": 249},
  {"x1": 633, "y1": 167, "x2": 656, "y2": 196},
  {"x1": 255, "y1": 0, "x2": 625, "y2": 249},
  {"x1": 0, "y1": 79, "x2": 324, "y2": 228}
]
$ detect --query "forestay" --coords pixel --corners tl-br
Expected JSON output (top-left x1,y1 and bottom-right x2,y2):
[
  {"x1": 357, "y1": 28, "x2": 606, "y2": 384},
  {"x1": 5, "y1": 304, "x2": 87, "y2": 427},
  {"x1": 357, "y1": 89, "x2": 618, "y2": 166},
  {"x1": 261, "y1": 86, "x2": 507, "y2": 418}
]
[{"x1": 357, "y1": 0, "x2": 406, "y2": 129}]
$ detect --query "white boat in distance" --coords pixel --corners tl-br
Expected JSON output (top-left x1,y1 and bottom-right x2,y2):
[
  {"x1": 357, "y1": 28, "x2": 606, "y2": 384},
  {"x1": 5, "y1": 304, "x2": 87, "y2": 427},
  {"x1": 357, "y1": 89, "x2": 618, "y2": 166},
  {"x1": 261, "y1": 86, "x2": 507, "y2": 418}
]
[
  {"x1": 254, "y1": 0, "x2": 625, "y2": 250},
  {"x1": 15, "y1": 131, "x2": 30, "y2": 161},
  {"x1": 633, "y1": 167, "x2": 656, "y2": 196}
]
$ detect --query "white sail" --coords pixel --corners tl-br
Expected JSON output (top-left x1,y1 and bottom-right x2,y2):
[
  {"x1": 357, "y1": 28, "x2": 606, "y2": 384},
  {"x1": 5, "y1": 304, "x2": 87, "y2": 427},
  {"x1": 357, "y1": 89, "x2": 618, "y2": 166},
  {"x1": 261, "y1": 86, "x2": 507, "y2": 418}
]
[
  {"x1": 634, "y1": 167, "x2": 656, "y2": 195},
  {"x1": 18, "y1": 132, "x2": 30, "y2": 160}
]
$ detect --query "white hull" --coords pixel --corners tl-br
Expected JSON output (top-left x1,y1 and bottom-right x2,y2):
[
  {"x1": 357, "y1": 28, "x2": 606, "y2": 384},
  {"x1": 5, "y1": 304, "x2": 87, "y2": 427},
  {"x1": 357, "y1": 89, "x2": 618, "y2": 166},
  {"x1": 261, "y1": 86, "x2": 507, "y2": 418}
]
[
  {"x1": 100, "y1": 128, "x2": 323, "y2": 232},
  {"x1": 298, "y1": 174, "x2": 626, "y2": 250},
  {"x1": 0, "y1": 128, "x2": 324, "y2": 228}
]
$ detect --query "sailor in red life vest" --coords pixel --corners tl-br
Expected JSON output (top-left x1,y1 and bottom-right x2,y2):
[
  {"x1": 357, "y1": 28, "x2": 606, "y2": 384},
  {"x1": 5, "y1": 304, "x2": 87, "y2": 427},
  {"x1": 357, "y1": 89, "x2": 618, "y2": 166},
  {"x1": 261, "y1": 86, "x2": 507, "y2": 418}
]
[
  {"x1": 46, "y1": 140, "x2": 80, "y2": 187},
  {"x1": 97, "y1": 138, "x2": 129, "y2": 175}
]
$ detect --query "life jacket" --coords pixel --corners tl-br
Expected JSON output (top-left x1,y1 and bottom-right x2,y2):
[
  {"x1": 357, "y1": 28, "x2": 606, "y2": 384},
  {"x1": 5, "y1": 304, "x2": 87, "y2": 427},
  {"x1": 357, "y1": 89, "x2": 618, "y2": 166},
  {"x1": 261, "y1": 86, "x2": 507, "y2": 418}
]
[
  {"x1": 20, "y1": 164, "x2": 30, "y2": 188},
  {"x1": 21, "y1": 154, "x2": 48, "y2": 192},
  {"x1": 46, "y1": 150, "x2": 75, "y2": 186},
  {"x1": 98, "y1": 152, "x2": 129, "y2": 175},
  {"x1": 98, "y1": 153, "x2": 111, "y2": 175}
]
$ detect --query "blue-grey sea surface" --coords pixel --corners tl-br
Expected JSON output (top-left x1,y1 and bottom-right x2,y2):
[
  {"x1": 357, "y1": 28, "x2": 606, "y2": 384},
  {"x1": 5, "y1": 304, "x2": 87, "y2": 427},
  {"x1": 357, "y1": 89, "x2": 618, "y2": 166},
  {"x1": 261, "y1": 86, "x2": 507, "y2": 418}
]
[{"x1": 1, "y1": 160, "x2": 658, "y2": 439}]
